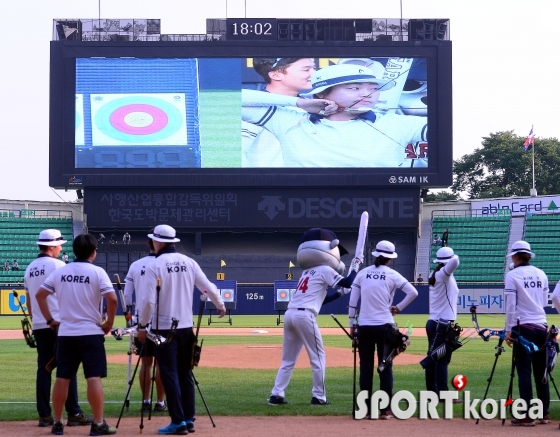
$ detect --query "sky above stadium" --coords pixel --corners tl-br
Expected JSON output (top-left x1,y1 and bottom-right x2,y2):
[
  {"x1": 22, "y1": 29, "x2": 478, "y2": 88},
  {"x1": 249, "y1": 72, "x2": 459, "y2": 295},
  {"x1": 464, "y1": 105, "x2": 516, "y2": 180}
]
[{"x1": 1, "y1": 0, "x2": 558, "y2": 202}]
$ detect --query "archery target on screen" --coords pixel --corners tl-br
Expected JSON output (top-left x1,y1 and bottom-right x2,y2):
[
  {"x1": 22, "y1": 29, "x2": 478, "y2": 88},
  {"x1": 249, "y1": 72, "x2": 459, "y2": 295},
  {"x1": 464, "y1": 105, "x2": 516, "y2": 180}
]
[
  {"x1": 289, "y1": 289, "x2": 297, "y2": 299},
  {"x1": 277, "y1": 289, "x2": 290, "y2": 302},
  {"x1": 220, "y1": 289, "x2": 235, "y2": 302},
  {"x1": 75, "y1": 94, "x2": 85, "y2": 146},
  {"x1": 90, "y1": 93, "x2": 188, "y2": 146}
]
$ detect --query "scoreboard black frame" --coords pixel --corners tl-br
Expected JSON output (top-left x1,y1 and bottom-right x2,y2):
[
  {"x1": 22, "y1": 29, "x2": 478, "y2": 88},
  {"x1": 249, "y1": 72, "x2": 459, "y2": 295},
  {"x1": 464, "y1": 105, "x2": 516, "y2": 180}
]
[{"x1": 49, "y1": 39, "x2": 452, "y2": 190}]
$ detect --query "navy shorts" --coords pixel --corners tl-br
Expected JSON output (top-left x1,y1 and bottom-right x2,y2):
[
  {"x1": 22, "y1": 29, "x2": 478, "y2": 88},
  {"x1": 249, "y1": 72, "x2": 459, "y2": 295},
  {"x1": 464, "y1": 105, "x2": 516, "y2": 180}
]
[
  {"x1": 56, "y1": 335, "x2": 107, "y2": 379},
  {"x1": 134, "y1": 337, "x2": 156, "y2": 357}
]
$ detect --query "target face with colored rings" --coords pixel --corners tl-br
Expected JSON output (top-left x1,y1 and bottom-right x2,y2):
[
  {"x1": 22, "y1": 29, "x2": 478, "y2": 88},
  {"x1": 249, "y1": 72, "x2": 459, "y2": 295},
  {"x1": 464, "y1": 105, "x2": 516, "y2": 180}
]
[
  {"x1": 90, "y1": 93, "x2": 188, "y2": 146},
  {"x1": 277, "y1": 289, "x2": 290, "y2": 302},
  {"x1": 75, "y1": 94, "x2": 85, "y2": 146},
  {"x1": 221, "y1": 289, "x2": 234, "y2": 302}
]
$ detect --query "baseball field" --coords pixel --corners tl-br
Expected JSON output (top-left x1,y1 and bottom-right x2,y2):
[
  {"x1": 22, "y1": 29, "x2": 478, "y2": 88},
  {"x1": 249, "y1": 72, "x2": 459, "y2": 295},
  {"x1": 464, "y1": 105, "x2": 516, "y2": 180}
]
[{"x1": 2, "y1": 313, "x2": 560, "y2": 436}]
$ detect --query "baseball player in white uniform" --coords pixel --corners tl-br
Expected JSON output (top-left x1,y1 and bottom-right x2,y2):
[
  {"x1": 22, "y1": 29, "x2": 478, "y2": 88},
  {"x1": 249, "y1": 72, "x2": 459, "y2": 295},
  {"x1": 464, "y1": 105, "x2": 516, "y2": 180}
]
[
  {"x1": 35, "y1": 233, "x2": 118, "y2": 436},
  {"x1": 123, "y1": 233, "x2": 166, "y2": 413},
  {"x1": 348, "y1": 241, "x2": 418, "y2": 419},
  {"x1": 269, "y1": 228, "x2": 360, "y2": 406},
  {"x1": 504, "y1": 241, "x2": 550, "y2": 426},
  {"x1": 242, "y1": 64, "x2": 427, "y2": 168},
  {"x1": 25, "y1": 229, "x2": 92, "y2": 428},
  {"x1": 136, "y1": 224, "x2": 225, "y2": 435}
]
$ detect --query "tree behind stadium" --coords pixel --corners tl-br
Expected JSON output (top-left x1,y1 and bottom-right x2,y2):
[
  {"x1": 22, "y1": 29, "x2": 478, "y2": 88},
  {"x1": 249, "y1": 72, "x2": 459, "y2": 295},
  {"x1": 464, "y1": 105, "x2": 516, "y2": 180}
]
[{"x1": 452, "y1": 131, "x2": 560, "y2": 199}]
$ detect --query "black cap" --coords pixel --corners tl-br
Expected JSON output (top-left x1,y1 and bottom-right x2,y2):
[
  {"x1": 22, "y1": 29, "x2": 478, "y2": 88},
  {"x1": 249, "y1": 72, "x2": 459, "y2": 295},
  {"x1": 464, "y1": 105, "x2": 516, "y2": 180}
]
[{"x1": 300, "y1": 228, "x2": 349, "y2": 256}]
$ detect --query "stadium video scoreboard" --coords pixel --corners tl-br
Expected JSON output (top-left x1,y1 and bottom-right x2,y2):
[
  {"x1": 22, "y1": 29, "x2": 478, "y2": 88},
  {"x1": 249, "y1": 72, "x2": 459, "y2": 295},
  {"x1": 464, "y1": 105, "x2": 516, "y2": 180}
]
[{"x1": 49, "y1": 36, "x2": 452, "y2": 191}]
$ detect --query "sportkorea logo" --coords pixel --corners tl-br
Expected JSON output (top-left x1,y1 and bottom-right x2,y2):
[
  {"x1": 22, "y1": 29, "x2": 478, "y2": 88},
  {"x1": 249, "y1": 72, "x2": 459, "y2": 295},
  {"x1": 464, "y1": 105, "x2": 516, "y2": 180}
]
[
  {"x1": 355, "y1": 375, "x2": 544, "y2": 421},
  {"x1": 389, "y1": 176, "x2": 397, "y2": 184}
]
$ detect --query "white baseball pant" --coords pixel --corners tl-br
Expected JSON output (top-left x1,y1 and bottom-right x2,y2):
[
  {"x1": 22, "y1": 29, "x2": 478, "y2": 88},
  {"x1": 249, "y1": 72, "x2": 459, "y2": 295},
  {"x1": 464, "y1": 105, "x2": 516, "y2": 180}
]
[{"x1": 271, "y1": 308, "x2": 326, "y2": 401}]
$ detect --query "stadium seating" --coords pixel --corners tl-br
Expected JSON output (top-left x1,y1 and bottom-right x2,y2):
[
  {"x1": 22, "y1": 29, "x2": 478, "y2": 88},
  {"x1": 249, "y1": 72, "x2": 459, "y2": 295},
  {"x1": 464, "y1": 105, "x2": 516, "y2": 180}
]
[
  {"x1": 524, "y1": 215, "x2": 560, "y2": 281},
  {"x1": 0, "y1": 212, "x2": 74, "y2": 284},
  {"x1": 431, "y1": 215, "x2": 511, "y2": 283}
]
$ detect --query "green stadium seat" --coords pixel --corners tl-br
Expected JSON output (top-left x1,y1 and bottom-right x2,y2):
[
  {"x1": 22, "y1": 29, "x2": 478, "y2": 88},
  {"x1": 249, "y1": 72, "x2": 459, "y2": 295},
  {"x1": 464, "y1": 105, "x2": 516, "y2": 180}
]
[
  {"x1": 522, "y1": 215, "x2": 560, "y2": 280},
  {"x1": 0, "y1": 213, "x2": 74, "y2": 284},
  {"x1": 431, "y1": 215, "x2": 512, "y2": 282}
]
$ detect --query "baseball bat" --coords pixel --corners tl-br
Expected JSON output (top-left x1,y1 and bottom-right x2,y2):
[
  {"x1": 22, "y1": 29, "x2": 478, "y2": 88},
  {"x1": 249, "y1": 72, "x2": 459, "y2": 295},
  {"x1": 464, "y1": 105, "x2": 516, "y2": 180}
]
[{"x1": 354, "y1": 211, "x2": 369, "y2": 263}]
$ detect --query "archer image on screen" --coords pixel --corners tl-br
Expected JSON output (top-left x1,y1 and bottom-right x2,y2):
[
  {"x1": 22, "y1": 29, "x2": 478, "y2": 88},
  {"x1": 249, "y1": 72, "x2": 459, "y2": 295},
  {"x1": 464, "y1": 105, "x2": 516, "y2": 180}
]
[{"x1": 74, "y1": 57, "x2": 428, "y2": 170}]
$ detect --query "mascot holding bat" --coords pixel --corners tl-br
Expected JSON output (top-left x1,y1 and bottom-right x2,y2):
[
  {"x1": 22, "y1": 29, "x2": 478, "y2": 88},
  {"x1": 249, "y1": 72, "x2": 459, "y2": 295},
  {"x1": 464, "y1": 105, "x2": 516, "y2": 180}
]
[{"x1": 268, "y1": 213, "x2": 368, "y2": 406}]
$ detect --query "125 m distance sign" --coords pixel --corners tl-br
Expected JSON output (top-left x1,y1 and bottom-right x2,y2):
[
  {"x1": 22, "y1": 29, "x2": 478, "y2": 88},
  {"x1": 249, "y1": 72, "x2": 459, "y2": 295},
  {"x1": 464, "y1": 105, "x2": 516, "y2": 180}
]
[{"x1": 226, "y1": 18, "x2": 278, "y2": 40}]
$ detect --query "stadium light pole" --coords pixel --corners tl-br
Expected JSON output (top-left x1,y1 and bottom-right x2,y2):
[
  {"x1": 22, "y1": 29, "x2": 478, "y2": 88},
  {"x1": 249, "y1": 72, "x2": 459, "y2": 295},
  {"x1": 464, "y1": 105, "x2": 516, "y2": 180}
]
[
  {"x1": 98, "y1": 0, "x2": 101, "y2": 41},
  {"x1": 398, "y1": 0, "x2": 404, "y2": 41},
  {"x1": 531, "y1": 139, "x2": 537, "y2": 197}
]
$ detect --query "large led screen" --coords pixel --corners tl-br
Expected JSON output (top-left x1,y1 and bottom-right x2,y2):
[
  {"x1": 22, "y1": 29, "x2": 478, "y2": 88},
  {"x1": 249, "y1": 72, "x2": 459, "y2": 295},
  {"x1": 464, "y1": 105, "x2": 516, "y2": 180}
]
[
  {"x1": 75, "y1": 57, "x2": 428, "y2": 169},
  {"x1": 50, "y1": 41, "x2": 451, "y2": 188}
]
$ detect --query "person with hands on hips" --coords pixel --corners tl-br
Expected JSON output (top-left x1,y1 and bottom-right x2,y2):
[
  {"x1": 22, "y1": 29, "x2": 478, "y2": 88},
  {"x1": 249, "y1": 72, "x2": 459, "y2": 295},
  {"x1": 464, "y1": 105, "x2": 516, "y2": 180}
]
[
  {"x1": 268, "y1": 228, "x2": 361, "y2": 406},
  {"x1": 136, "y1": 225, "x2": 225, "y2": 435},
  {"x1": 35, "y1": 233, "x2": 118, "y2": 436},
  {"x1": 25, "y1": 229, "x2": 92, "y2": 428},
  {"x1": 424, "y1": 246, "x2": 460, "y2": 402},
  {"x1": 504, "y1": 241, "x2": 550, "y2": 426},
  {"x1": 348, "y1": 241, "x2": 418, "y2": 419}
]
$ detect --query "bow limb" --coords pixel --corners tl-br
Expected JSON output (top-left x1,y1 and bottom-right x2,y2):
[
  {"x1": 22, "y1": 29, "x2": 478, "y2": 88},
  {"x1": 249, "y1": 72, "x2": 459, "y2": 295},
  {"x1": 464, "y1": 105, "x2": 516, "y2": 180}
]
[
  {"x1": 470, "y1": 305, "x2": 489, "y2": 341},
  {"x1": 470, "y1": 305, "x2": 539, "y2": 353},
  {"x1": 11, "y1": 291, "x2": 37, "y2": 348},
  {"x1": 470, "y1": 305, "x2": 502, "y2": 342},
  {"x1": 21, "y1": 317, "x2": 37, "y2": 348}
]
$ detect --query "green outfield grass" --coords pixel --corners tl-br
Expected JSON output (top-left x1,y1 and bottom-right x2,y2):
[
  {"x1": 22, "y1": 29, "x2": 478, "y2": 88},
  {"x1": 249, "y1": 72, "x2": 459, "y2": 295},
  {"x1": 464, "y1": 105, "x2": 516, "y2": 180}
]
[
  {"x1": 199, "y1": 90, "x2": 241, "y2": 167},
  {"x1": 5, "y1": 313, "x2": 554, "y2": 330},
  {"x1": 2, "y1": 314, "x2": 560, "y2": 421}
]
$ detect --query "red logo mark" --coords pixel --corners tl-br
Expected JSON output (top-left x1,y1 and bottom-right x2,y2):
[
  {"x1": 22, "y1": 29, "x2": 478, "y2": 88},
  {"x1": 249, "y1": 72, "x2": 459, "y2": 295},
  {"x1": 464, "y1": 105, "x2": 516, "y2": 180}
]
[
  {"x1": 405, "y1": 142, "x2": 428, "y2": 158},
  {"x1": 452, "y1": 374, "x2": 467, "y2": 391}
]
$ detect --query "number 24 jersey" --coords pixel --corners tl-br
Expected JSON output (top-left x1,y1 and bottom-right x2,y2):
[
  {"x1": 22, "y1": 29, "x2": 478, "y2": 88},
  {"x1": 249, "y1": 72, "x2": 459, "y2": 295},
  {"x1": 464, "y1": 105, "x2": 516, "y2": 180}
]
[{"x1": 288, "y1": 265, "x2": 343, "y2": 316}]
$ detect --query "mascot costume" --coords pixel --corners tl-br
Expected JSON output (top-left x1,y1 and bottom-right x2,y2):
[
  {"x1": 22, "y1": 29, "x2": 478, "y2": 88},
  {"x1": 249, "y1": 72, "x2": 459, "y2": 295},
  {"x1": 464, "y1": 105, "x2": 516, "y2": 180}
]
[{"x1": 268, "y1": 228, "x2": 361, "y2": 406}]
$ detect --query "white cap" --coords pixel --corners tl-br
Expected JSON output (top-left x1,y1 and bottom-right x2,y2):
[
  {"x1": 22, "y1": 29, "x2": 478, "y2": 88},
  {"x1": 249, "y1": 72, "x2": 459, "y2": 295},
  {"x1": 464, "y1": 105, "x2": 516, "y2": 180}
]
[
  {"x1": 337, "y1": 58, "x2": 387, "y2": 78},
  {"x1": 433, "y1": 247, "x2": 457, "y2": 264},
  {"x1": 507, "y1": 240, "x2": 535, "y2": 258},
  {"x1": 148, "y1": 225, "x2": 180, "y2": 243},
  {"x1": 372, "y1": 240, "x2": 398, "y2": 259},
  {"x1": 304, "y1": 64, "x2": 396, "y2": 95},
  {"x1": 35, "y1": 229, "x2": 67, "y2": 246}
]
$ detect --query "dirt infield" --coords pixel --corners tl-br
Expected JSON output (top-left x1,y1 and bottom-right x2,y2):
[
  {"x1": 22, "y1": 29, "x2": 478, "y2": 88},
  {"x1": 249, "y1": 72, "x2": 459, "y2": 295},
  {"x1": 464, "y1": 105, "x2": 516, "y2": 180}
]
[
  {"x1": 0, "y1": 416, "x2": 556, "y2": 436},
  {"x1": 107, "y1": 344, "x2": 425, "y2": 368},
  {"x1": 0, "y1": 327, "x2": 431, "y2": 340},
  {"x1": 0, "y1": 327, "x2": 436, "y2": 369}
]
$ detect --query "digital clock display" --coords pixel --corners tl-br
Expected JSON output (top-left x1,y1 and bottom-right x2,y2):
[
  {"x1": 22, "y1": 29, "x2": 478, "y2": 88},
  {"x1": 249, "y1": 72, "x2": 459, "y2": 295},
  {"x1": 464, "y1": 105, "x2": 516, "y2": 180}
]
[{"x1": 226, "y1": 18, "x2": 278, "y2": 40}]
